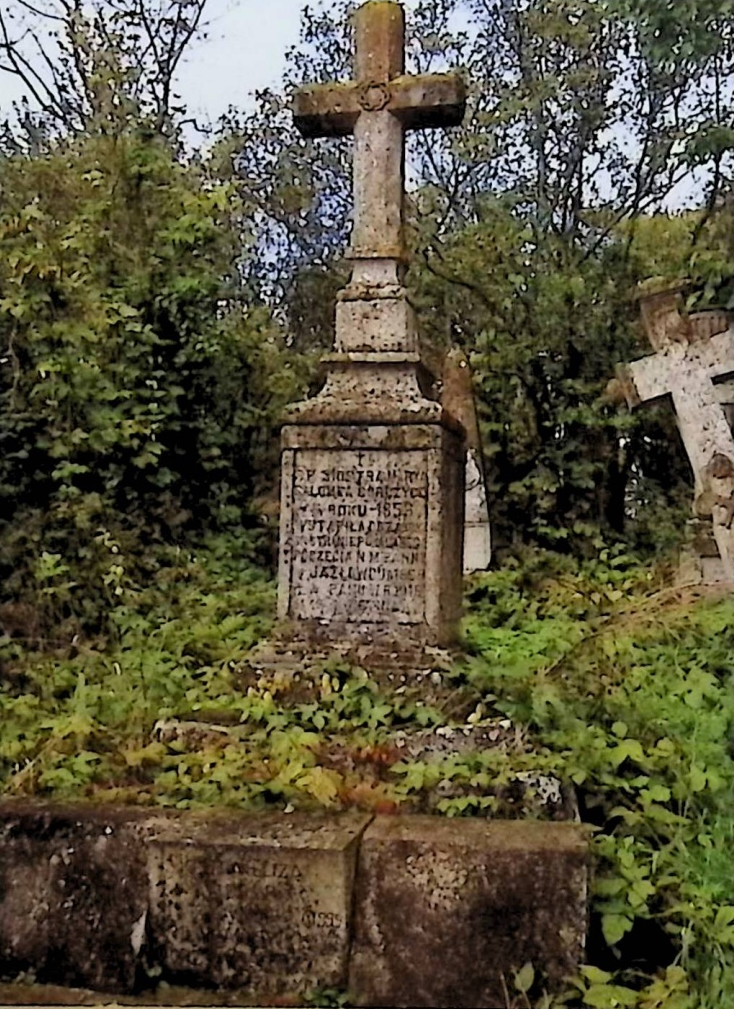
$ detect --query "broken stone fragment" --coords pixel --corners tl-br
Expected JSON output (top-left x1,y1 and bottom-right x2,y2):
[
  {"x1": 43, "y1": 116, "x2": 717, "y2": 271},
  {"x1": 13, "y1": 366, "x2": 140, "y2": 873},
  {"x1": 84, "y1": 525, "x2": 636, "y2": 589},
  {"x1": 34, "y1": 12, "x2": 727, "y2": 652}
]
[{"x1": 619, "y1": 287, "x2": 734, "y2": 581}]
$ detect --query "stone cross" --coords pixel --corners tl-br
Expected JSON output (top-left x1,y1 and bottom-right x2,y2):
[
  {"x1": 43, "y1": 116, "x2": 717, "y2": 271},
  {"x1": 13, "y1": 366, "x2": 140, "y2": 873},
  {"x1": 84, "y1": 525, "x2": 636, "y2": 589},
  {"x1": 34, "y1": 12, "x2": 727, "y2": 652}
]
[
  {"x1": 618, "y1": 288, "x2": 734, "y2": 580},
  {"x1": 294, "y1": 0, "x2": 465, "y2": 271},
  {"x1": 278, "y1": 0, "x2": 467, "y2": 647}
]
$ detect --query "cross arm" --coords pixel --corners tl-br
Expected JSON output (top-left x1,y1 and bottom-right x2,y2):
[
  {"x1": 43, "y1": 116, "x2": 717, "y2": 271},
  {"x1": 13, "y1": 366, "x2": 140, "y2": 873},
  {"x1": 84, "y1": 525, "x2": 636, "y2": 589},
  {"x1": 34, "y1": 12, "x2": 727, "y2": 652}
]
[
  {"x1": 619, "y1": 348, "x2": 684, "y2": 407},
  {"x1": 690, "y1": 329, "x2": 734, "y2": 380},
  {"x1": 293, "y1": 73, "x2": 466, "y2": 139},
  {"x1": 390, "y1": 73, "x2": 466, "y2": 129},
  {"x1": 294, "y1": 83, "x2": 361, "y2": 138}
]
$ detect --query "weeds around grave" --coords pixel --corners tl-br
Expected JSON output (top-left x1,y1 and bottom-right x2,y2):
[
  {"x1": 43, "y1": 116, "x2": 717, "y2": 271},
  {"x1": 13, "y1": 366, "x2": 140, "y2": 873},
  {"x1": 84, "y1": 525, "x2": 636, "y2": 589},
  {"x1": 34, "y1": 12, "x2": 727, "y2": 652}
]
[{"x1": 1, "y1": 539, "x2": 734, "y2": 1006}]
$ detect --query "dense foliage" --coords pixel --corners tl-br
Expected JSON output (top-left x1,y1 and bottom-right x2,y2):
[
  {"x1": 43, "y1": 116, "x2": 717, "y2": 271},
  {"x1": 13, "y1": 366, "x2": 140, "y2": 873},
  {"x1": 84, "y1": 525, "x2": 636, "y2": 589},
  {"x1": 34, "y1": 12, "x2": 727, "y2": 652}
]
[
  {"x1": 2, "y1": 543, "x2": 734, "y2": 1007},
  {"x1": 229, "y1": 0, "x2": 734, "y2": 553},
  {"x1": 0, "y1": 130, "x2": 304, "y2": 634},
  {"x1": 2, "y1": 0, "x2": 733, "y2": 592}
]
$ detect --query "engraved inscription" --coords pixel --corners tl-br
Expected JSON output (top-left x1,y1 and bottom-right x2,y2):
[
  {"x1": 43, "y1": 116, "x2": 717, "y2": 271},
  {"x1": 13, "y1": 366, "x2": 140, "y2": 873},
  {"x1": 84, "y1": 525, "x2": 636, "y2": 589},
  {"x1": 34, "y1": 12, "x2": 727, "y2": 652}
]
[
  {"x1": 150, "y1": 844, "x2": 351, "y2": 989},
  {"x1": 302, "y1": 910, "x2": 345, "y2": 933},
  {"x1": 290, "y1": 450, "x2": 428, "y2": 622}
]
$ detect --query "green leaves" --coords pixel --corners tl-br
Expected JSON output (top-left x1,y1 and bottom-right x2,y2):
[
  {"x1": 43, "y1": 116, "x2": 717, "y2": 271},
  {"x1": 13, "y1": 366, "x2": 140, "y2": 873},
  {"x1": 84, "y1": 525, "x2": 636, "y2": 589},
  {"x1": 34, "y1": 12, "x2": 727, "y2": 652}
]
[
  {"x1": 3, "y1": 541, "x2": 734, "y2": 1004},
  {"x1": 609, "y1": 738, "x2": 645, "y2": 769},
  {"x1": 0, "y1": 130, "x2": 300, "y2": 636},
  {"x1": 466, "y1": 558, "x2": 734, "y2": 1005}
]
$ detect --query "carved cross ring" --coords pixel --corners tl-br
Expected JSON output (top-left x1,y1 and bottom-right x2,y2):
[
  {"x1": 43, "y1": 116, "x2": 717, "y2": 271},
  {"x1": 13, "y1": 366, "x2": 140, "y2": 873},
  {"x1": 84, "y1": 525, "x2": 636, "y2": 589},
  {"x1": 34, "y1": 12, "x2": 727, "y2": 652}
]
[{"x1": 359, "y1": 81, "x2": 391, "y2": 112}]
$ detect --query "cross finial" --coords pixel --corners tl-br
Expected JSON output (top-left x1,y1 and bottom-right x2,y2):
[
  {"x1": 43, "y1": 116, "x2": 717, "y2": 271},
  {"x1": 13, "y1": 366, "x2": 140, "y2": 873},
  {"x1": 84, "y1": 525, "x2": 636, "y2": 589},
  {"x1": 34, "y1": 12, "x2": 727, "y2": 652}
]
[{"x1": 294, "y1": 0, "x2": 465, "y2": 266}]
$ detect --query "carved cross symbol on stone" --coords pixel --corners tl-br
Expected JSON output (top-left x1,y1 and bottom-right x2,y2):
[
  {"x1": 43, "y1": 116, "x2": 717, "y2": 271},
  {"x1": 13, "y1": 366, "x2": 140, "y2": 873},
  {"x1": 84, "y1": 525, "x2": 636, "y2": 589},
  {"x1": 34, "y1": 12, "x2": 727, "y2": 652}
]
[
  {"x1": 293, "y1": 0, "x2": 465, "y2": 269},
  {"x1": 618, "y1": 288, "x2": 734, "y2": 580}
]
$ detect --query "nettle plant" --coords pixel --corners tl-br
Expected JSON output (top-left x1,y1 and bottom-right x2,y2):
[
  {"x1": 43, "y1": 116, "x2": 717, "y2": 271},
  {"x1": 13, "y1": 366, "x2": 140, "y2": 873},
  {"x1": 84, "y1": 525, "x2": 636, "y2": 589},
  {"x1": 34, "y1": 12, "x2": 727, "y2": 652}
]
[{"x1": 463, "y1": 557, "x2": 734, "y2": 1008}]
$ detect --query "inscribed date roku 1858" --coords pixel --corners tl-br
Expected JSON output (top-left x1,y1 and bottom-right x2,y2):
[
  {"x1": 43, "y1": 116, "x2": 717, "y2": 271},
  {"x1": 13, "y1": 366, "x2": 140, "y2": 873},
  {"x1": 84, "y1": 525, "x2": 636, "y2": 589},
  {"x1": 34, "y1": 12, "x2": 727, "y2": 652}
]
[{"x1": 289, "y1": 449, "x2": 428, "y2": 623}]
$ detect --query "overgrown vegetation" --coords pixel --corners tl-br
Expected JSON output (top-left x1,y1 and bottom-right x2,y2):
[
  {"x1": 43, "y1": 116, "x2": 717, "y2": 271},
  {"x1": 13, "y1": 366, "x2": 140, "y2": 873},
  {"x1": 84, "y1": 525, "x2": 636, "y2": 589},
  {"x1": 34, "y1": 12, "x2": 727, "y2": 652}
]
[
  {"x1": 0, "y1": 129, "x2": 308, "y2": 635},
  {"x1": 2, "y1": 542, "x2": 734, "y2": 1007}
]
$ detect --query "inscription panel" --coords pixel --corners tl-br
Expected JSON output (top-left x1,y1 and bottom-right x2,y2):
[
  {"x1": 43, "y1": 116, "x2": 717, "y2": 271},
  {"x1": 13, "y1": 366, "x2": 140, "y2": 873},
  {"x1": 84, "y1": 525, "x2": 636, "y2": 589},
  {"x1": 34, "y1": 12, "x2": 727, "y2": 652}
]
[
  {"x1": 290, "y1": 449, "x2": 428, "y2": 623},
  {"x1": 147, "y1": 843, "x2": 355, "y2": 992}
]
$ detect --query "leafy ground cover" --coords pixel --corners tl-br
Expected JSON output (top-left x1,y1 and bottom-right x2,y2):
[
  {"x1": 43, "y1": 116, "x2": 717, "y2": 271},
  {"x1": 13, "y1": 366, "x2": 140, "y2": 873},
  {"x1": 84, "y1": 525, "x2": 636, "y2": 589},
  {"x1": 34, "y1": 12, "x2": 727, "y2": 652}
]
[{"x1": 1, "y1": 537, "x2": 734, "y2": 1007}]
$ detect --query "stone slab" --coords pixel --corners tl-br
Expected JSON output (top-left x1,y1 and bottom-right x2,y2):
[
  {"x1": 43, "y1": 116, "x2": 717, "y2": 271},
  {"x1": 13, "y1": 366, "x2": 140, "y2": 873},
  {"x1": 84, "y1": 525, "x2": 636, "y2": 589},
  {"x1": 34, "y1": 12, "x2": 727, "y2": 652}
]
[
  {"x1": 0, "y1": 805, "x2": 589, "y2": 1007},
  {"x1": 0, "y1": 804, "x2": 372, "y2": 1001},
  {"x1": 0, "y1": 803, "x2": 149, "y2": 994},
  {"x1": 145, "y1": 811, "x2": 371, "y2": 998},
  {"x1": 349, "y1": 815, "x2": 588, "y2": 1008},
  {"x1": 278, "y1": 423, "x2": 464, "y2": 646},
  {"x1": 463, "y1": 450, "x2": 491, "y2": 573}
]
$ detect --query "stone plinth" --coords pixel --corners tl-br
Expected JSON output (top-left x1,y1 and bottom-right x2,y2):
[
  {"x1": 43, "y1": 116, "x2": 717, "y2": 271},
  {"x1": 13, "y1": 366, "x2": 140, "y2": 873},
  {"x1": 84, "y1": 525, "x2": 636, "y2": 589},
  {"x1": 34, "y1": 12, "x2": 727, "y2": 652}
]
[
  {"x1": 0, "y1": 804, "x2": 149, "y2": 993},
  {"x1": 278, "y1": 408, "x2": 464, "y2": 648},
  {"x1": 146, "y1": 810, "x2": 370, "y2": 997},
  {"x1": 278, "y1": 280, "x2": 465, "y2": 647},
  {"x1": 0, "y1": 803, "x2": 371, "y2": 999},
  {"x1": 0, "y1": 804, "x2": 589, "y2": 1006},
  {"x1": 349, "y1": 815, "x2": 588, "y2": 1009}
]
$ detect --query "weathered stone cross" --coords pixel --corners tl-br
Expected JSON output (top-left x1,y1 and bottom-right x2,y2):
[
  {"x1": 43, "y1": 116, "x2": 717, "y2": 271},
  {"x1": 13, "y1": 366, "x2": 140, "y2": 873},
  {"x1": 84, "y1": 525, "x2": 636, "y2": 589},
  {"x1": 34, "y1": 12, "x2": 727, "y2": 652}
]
[
  {"x1": 279, "y1": 0, "x2": 468, "y2": 645},
  {"x1": 618, "y1": 288, "x2": 734, "y2": 579},
  {"x1": 293, "y1": 0, "x2": 465, "y2": 268}
]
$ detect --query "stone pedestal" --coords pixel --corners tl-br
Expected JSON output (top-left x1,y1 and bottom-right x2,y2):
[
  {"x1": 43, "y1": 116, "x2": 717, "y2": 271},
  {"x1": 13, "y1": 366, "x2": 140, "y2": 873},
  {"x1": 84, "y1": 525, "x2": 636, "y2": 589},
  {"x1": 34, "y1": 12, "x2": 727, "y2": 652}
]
[
  {"x1": 0, "y1": 803, "x2": 372, "y2": 999},
  {"x1": 278, "y1": 282, "x2": 465, "y2": 648},
  {"x1": 0, "y1": 803, "x2": 588, "y2": 1006},
  {"x1": 146, "y1": 810, "x2": 370, "y2": 996},
  {"x1": 349, "y1": 816, "x2": 589, "y2": 1009}
]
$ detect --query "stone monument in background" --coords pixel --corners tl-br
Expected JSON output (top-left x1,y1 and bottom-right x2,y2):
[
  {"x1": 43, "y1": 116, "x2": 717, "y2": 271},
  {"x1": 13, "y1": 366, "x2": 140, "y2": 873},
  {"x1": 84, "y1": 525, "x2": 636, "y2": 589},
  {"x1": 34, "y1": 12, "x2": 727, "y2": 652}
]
[
  {"x1": 278, "y1": 0, "x2": 468, "y2": 647},
  {"x1": 617, "y1": 286, "x2": 734, "y2": 582},
  {"x1": 441, "y1": 347, "x2": 493, "y2": 574}
]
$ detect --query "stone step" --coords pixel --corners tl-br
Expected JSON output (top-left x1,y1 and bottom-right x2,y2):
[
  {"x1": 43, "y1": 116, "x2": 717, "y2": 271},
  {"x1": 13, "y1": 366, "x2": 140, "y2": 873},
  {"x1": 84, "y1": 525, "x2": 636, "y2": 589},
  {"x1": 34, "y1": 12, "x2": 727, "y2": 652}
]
[{"x1": 0, "y1": 803, "x2": 588, "y2": 1008}]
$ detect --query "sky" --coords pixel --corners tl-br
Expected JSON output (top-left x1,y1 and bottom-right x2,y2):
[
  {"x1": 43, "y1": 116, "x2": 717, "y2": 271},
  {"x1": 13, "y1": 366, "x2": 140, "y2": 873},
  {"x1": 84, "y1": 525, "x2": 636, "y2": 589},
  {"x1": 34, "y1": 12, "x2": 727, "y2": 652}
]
[
  {"x1": 173, "y1": 0, "x2": 306, "y2": 125},
  {"x1": 0, "y1": 0, "x2": 426, "y2": 127},
  {"x1": 0, "y1": 0, "x2": 704, "y2": 208},
  {"x1": 0, "y1": 0, "x2": 311, "y2": 125}
]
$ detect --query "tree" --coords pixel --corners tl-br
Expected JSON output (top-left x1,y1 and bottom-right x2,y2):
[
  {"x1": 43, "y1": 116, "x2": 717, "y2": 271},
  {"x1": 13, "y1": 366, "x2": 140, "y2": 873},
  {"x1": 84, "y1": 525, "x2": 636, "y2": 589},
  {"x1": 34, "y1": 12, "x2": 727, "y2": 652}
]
[
  {"x1": 0, "y1": 0, "x2": 208, "y2": 142},
  {"x1": 0, "y1": 126, "x2": 300, "y2": 633},
  {"x1": 223, "y1": 0, "x2": 734, "y2": 554}
]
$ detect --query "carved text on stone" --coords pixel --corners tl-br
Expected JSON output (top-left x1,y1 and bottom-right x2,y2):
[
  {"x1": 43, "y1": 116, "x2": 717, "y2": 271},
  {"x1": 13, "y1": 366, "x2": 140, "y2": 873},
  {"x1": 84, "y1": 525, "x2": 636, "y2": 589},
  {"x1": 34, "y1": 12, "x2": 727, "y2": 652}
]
[{"x1": 289, "y1": 449, "x2": 428, "y2": 622}]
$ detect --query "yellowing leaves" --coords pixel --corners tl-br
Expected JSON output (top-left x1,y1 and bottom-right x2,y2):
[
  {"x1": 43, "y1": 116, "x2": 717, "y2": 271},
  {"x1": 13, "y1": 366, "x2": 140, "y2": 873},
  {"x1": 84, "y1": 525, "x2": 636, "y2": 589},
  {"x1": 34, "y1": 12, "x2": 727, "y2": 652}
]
[
  {"x1": 297, "y1": 767, "x2": 342, "y2": 807},
  {"x1": 122, "y1": 741, "x2": 167, "y2": 768}
]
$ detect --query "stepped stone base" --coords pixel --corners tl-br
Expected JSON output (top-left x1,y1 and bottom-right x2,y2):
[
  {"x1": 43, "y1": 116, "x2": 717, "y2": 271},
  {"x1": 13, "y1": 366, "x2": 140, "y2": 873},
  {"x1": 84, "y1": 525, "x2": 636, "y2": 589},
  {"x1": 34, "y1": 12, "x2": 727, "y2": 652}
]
[{"x1": 0, "y1": 803, "x2": 588, "y2": 1007}]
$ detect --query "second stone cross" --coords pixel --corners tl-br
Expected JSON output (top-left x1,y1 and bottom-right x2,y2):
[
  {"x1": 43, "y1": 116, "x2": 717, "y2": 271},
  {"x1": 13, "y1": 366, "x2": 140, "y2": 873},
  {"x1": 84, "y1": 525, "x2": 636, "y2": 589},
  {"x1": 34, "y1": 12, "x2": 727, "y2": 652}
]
[{"x1": 278, "y1": 0, "x2": 467, "y2": 649}]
